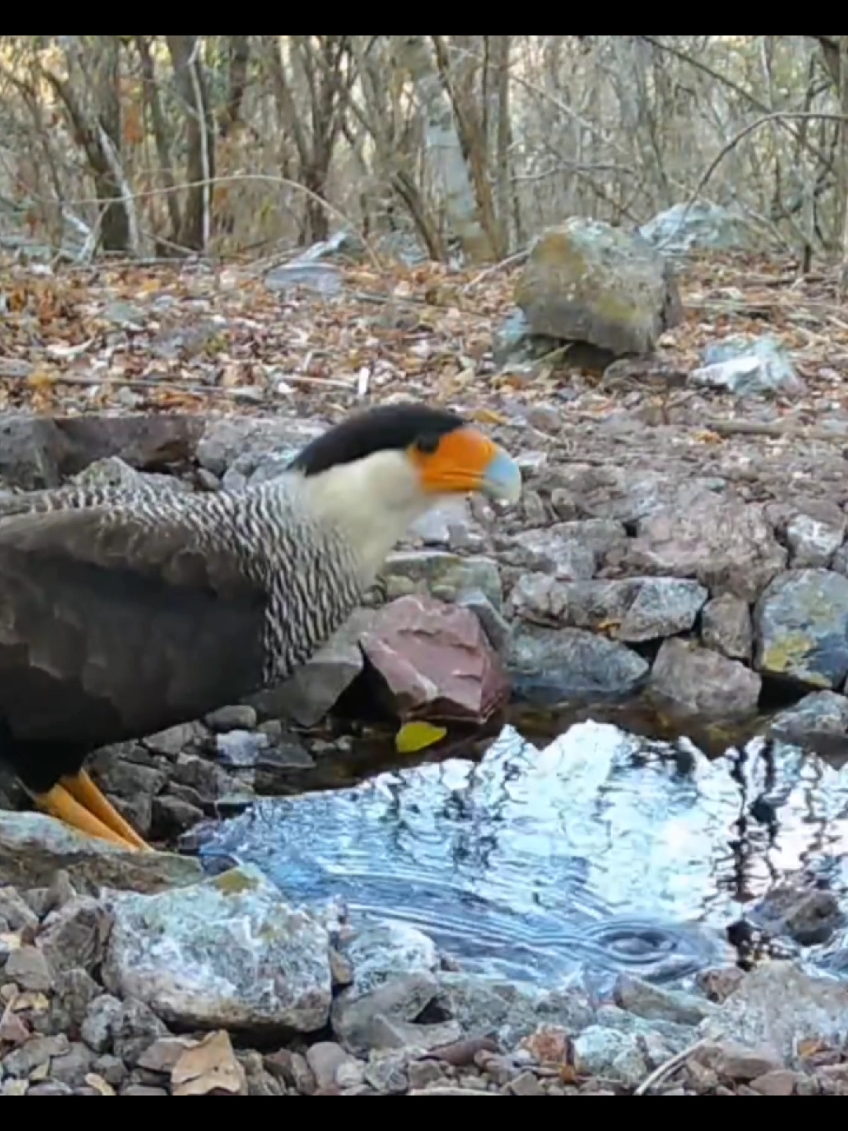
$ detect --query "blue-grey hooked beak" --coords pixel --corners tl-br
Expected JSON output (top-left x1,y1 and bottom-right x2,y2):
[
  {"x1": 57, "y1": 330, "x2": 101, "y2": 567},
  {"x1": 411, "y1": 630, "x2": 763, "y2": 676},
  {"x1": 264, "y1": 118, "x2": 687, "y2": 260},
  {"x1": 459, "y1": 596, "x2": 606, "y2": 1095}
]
[{"x1": 482, "y1": 447, "x2": 522, "y2": 505}]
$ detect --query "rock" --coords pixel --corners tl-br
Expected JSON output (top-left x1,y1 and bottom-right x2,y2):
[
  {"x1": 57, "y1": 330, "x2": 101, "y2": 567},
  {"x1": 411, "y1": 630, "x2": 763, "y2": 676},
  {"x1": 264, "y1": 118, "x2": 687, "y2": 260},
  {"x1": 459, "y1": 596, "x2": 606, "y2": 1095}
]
[
  {"x1": 36, "y1": 896, "x2": 112, "y2": 976},
  {"x1": 381, "y1": 550, "x2": 503, "y2": 609},
  {"x1": 2, "y1": 1033, "x2": 69, "y2": 1078},
  {"x1": 749, "y1": 1069, "x2": 801, "y2": 1096},
  {"x1": 332, "y1": 922, "x2": 455, "y2": 1056},
  {"x1": 700, "y1": 961, "x2": 848, "y2": 1066},
  {"x1": 196, "y1": 414, "x2": 324, "y2": 479},
  {"x1": 571, "y1": 1025, "x2": 649, "y2": 1088},
  {"x1": 691, "y1": 335, "x2": 805, "y2": 397},
  {"x1": 0, "y1": 811, "x2": 202, "y2": 893},
  {"x1": 171, "y1": 1030, "x2": 248, "y2": 1096},
  {"x1": 101, "y1": 864, "x2": 332, "y2": 1032},
  {"x1": 701, "y1": 594, "x2": 753, "y2": 661},
  {"x1": 0, "y1": 884, "x2": 40, "y2": 932},
  {"x1": 204, "y1": 704, "x2": 258, "y2": 732},
  {"x1": 785, "y1": 506, "x2": 846, "y2": 567},
  {"x1": 505, "y1": 528, "x2": 596, "y2": 579},
  {"x1": 265, "y1": 260, "x2": 343, "y2": 298},
  {"x1": 455, "y1": 589, "x2": 511, "y2": 653},
  {"x1": 360, "y1": 595, "x2": 510, "y2": 724},
  {"x1": 508, "y1": 1069, "x2": 545, "y2": 1095},
  {"x1": 48, "y1": 1041, "x2": 96, "y2": 1087},
  {"x1": 249, "y1": 607, "x2": 377, "y2": 726},
  {"x1": 515, "y1": 218, "x2": 681, "y2": 356},
  {"x1": 627, "y1": 496, "x2": 786, "y2": 602},
  {"x1": 754, "y1": 569, "x2": 848, "y2": 689},
  {"x1": 214, "y1": 729, "x2": 271, "y2": 768},
  {"x1": 151, "y1": 795, "x2": 206, "y2": 838},
  {"x1": 81, "y1": 994, "x2": 168, "y2": 1062},
  {"x1": 507, "y1": 624, "x2": 649, "y2": 705},
  {"x1": 648, "y1": 637, "x2": 761, "y2": 719},
  {"x1": 695, "y1": 1041, "x2": 784, "y2": 1081},
  {"x1": 748, "y1": 883, "x2": 842, "y2": 947},
  {"x1": 121, "y1": 1083, "x2": 169, "y2": 1096},
  {"x1": 306, "y1": 1041, "x2": 355, "y2": 1091},
  {"x1": 409, "y1": 498, "x2": 471, "y2": 546},
  {"x1": 0, "y1": 414, "x2": 66, "y2": 488},
  {"x1": 6, "y1": 944, "x2": 52, "y2": 991},
  {"x1": 639, "y1": 201, "x2": 755, "y2": 254},
  {"x1": 437, "y1": 973, "x2": 595, "y2": 1051},
  {"x1": 137, "y1": 1036, "x2": 196, "y2": 1073},
  {"x1": 551, "y1": 518, "x2": 629, "y2": 564},
  {"x1": 52, "y1": 967, "x2": 101, "y2": 1027},
  {"x1": 769, "y1": 690, "x2": 848, "y2": 743},
  {"x1": 143, "y1": 721, "x2": 206, "y2": 757},
  {"x1": 55, "y1": 413, "x2": 204, "y2": 476},
  {"x1": 613, "y1": 974, "x2": 716, "y2": 1026}
]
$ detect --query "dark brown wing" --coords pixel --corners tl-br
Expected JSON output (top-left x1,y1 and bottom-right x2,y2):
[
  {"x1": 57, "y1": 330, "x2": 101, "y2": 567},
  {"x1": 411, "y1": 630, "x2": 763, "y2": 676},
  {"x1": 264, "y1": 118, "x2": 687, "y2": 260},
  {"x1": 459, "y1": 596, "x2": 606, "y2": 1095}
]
[{"x1": 0, "y1": 506, "x2": 267, "y2": 746}]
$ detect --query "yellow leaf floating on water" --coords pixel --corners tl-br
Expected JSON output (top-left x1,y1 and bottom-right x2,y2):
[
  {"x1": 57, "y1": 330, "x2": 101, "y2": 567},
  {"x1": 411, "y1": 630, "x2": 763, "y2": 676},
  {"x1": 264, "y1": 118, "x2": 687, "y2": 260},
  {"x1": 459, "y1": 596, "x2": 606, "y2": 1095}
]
[{"x1": 395, "y1": 720, "x2": 448, "y2": 754}]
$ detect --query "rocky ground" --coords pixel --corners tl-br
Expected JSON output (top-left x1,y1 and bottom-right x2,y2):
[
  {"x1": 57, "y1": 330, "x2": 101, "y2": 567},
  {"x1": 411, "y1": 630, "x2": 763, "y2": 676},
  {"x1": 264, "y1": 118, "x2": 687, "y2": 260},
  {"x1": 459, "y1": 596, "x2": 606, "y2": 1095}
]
[{"x1": 4, "y1": 237, "x2": 848, "y2": 1093}]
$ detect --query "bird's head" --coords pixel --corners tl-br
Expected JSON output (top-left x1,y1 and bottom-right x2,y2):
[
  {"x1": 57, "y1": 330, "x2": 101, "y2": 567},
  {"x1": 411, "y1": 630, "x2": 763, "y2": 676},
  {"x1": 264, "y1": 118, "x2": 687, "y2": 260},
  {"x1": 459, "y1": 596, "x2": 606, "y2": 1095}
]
[{"x1": 287, "y1": 402, "x2": 522, "y2": 574}]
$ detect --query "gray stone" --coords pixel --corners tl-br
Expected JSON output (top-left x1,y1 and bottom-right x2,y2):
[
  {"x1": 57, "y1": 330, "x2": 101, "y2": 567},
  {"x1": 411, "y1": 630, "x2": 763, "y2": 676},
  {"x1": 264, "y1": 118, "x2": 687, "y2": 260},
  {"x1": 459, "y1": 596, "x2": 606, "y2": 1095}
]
[
  {"x1": 143, "y1": 721, "x2": 206, "y2": 757},
  {"x1": 701, "y1": 594, "x2": 753, "y2": 661},
  {"x1": 508, "y1": 1069, "x2": 545, "y2": 1095},
  {"x1": 628, "y1": 495, "x2": 786, "y2": 602},
  {"x1": 696, "y1": 1041, "x2": 784, "y2": 1081},
  {"x1": 409, "y1": 499, "x2": 472, "y2": 547},
  {"x1": 749, "y1": 1069, "x2": 801, "y2": 1096},
  {"x1": 48, "y1": 1041, "x2": 96, "y2": 1087},
  {"x1": 755, "y1": 569, "x2": 848, "y2": 689},
  {"x1": 691, "y1": 336, "x2": 805, "y2": 398},
  {"x1": 786, "y1": 507, "x2": 846, "y2": 568},
  {"x1": 613, "y1": 974, "x2": 716, "y2": 1026},
  {"x1": 381, "y1": 550, "x2": 503, "y2": 609},
  {"x1": 639, "y1": 201, "x2": 754, "y2": 254},
  {"x1": 6, "y1": 944, "x2": 52, "y2": 990},
  {"x1": 196, "y1": 414, "x2": 324, "y2": 478},
  {"x1": 699, "y1": 961, "x2": 848, "y2": 1067},
  {"x1": 0, "y1": 414, "x2": 66, "y2": 489},
  {"x1": 509, "y1": 575, "x2": 707, "y2": 641},
  {"x1": 571, "y1": 1026, "x2": 649, "y2": 1088},
  {"x1": 204, "y1": 704, "x2": 258, "y2": 732},
  {"x1": 649, "y1": 637, "x2": 761, "y2": 719},
  {"x1": 37, "y1": 896, "x2": 112, "y2": 976},
  {"x1": 507, "y1": 623, "x2": 649, "y2": 705},
  {"x1": 2, "y1": 1033, "x2": 70, "y2": 1078},
  {"x1": 515, "y1": 217, "x2": 681, "y2": 355},
  {"x1": 305, "y1": 1041, "x2": 354, "y2": 1091},
  {"x1": 553, "y1": 518, "x2": 629, "y2": 563},
  {"x1": 332, "y1": 922, "x2": 454, "y2": 1057},
  {"x1": 769, "y1": 690, "x2": 848, "y2": 743},
  {"x1": 437, "y1": 973, "x2": 595, "y2": 1051},
  {"x1": 102, "y1": 865, "x2": 332, "y2": 1032},
  {"x1": 215, "y1": 729, "x2": 271, "y2": 768},
  {"x1": 505, "y1": 528, "x2": 596, "y2": 579},
  {"x1": 614, "y1": 578, "x2": 710, "y2": 642},
  {"x1": 81, "y1": 994, "x2": 169, "y2": 1062},
  {"x1": 0, "y1": 810, "x2": 202, "y2": 893},
  {"x1": 455, "y1": 589, "x2": 511, "y2": 653},
  {"x1": 250, "y1": 607, "x2": 376, "y2": 727},
  {"x1": 0, "y1": 884, "x2": 40, "y2": 932}
]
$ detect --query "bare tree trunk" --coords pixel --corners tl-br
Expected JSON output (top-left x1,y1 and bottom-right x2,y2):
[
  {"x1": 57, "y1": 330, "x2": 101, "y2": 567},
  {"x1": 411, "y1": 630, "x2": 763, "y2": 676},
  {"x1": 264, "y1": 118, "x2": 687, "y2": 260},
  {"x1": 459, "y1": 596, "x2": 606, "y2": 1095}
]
[
  {"x1": 166, "y1": 34, "x2": 215, "y2": 252},
  {"x1": 397, "y1": 35, "x2": 492, "y2": 262},
  {"x1": 220, "y1": 35, "x2": 250, "y2": 137},
  {"x1": 44, "y1": 36, "x2": 131, "y2": 252},
  {"x1": 134, "y1": 35, "x2": 182, "y2": 246}
]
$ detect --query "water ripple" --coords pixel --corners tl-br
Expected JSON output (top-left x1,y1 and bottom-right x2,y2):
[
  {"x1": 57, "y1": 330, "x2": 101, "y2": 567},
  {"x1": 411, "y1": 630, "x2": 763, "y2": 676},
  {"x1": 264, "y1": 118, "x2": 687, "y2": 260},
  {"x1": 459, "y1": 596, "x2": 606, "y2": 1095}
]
[{"x1": 199, "y1": 720, "x2": 848, "y2": 990}]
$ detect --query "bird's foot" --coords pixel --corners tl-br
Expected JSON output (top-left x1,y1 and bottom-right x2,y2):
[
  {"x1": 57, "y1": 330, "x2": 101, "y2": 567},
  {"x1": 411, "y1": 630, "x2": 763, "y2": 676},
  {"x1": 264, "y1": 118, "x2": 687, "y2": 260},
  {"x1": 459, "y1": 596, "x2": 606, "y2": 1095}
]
[{"x1": 32, "y1": 770, "x2": 153, "y2": 852}]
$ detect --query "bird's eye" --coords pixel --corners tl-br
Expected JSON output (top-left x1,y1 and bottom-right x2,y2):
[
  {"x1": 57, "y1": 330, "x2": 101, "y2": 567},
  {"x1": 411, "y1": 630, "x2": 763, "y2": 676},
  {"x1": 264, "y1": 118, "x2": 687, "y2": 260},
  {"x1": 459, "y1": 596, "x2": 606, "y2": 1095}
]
[{"x1": 415, "y1": 433, "x2": 441, "y2": 454}]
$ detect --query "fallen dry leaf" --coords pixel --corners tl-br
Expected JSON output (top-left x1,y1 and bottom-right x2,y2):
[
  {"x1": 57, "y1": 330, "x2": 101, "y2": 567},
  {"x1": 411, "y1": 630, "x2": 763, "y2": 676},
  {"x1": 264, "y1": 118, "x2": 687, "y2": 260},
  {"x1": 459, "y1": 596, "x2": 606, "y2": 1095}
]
[
  {"x1": 84, "y1": 1072, "x2": 116, "y2": 1096},
  {"x1": 171, "y1": 1029, "x2": 247, "y2": 1097},
  {"x1": 395, "y1": 720, "x2": 448, "y2": 754}
]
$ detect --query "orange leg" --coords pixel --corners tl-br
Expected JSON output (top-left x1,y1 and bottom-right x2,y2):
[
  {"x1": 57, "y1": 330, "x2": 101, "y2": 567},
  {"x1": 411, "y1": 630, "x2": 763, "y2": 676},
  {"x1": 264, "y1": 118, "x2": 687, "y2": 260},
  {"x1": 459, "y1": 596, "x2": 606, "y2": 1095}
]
[{"x1": 32, "y1": 769, "x2": 152, "y2": 852}]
